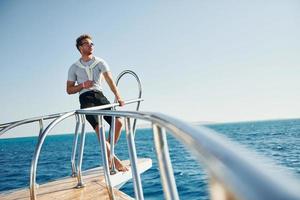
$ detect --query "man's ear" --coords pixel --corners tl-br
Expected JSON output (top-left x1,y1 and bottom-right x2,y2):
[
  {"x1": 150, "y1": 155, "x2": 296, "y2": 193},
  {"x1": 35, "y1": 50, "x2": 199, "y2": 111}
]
[{"x1": 78, "y1": 46, "x2": 83, "y2": 54}]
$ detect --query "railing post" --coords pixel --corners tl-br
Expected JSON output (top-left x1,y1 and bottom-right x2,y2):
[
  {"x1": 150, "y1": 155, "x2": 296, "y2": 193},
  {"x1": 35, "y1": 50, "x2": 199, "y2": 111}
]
[
  {"x1": 76, "y1": 114, "x2": 86, "y2": 188},
  {"x1": 97, "y1": 115, "x2": 115, "y2": 200},
  {"x1": 30, "y1": 112, "x2": 75, "y2": 200},
  {"x1": 71, "y1": 114, "x2": 80, "y2": 177},
  {"x1": 132, "y1": 99, "x2": 141, "y2": 136},
  {"x1": 152, "y1": 124, "x2": 179, "y2": 200},
  {"x1": 115, "y1": 70, "x2": 142, "y2": 137},
  {"x1": 38, "y1": 119, "x2": 44, "y2": 138},
  {"x1": 125, "y1": 117, "x2": 144, "y2": 200},
  {"x1": 109, "y1": 114, "x2": 117, "y2": 175}
]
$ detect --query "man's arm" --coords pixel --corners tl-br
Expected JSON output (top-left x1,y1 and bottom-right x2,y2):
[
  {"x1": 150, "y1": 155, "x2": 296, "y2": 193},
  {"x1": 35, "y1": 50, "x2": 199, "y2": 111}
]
[
  {"x1": 66, "y1": 80, "x2": 93, "y2": 94},
  {"x1": 103, "y1": 72, "x2": 125, "y2": 106}
]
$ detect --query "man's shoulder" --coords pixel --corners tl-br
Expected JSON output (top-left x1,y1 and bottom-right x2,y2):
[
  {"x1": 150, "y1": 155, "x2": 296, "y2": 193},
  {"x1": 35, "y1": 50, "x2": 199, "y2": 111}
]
[
  {"x1": 70, "y1": 59, "x2": 81, "y2": 68},
  {"x1": 94, "y1": 56, "x2": 109, "y2": 68},
  {"x1": 94, "y1": 56, "x2": 106, "y2": 64},
  {"x1": 68, "y1": 61, "x2": 80, "y2": 73}
]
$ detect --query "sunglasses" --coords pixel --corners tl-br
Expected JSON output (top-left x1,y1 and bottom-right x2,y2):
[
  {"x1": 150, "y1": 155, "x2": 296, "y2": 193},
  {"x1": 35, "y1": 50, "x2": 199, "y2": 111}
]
[{"x1": 81, "y1": 42, "x2": 94, "y2": 46}]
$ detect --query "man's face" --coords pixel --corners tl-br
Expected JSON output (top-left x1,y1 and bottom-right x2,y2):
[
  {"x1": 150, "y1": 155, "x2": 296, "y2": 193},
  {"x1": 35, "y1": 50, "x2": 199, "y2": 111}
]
[{"x1": 79, "y1": 38, "x2": 94, "y2": 56}]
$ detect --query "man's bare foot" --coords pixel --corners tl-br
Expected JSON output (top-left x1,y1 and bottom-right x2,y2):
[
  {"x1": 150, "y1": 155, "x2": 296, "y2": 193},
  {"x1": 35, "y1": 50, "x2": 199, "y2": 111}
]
[{"x1": 114, "y1": 158, "x2": 129, "y2": 172}]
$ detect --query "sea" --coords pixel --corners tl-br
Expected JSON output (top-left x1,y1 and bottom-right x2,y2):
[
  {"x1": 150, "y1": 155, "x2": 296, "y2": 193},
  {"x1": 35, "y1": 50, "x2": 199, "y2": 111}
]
[{"x1": 0, "y1": 118, "x2": 300, "y2": 200}]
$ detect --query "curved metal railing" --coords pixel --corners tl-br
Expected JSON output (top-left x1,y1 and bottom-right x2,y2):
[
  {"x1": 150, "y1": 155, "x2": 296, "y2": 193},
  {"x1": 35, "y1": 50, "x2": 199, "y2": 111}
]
[
  {"x1": 74, "y1": 110, "x2": 300, "y2": 200},
  {"x1": 28, "y1": 99, "x2": 143, "y2": 200},
  {"x1": 109, "y1": 70, "x2": 143, "y2": 174},
  {"x1": 0, "y1": 112, "x2": 68, "y2": 137},
  {"x1": 2, "y1": 109, "x2": 300, "y2": 200},
  {"x1": 115, "y1": 70, "x2": 142, "y2": 135}
]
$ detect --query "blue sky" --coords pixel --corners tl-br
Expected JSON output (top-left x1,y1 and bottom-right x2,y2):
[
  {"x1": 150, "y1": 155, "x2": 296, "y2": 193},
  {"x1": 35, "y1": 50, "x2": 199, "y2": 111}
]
[{"x1": 1, "y1": 1, "x2": 300, "y2": 137}]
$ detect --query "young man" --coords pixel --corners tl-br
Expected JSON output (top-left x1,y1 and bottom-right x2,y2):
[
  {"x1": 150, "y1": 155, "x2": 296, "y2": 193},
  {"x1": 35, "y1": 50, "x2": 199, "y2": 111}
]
[{"x1": 66, "y1": 34, "x2": 128, "y2": 172}]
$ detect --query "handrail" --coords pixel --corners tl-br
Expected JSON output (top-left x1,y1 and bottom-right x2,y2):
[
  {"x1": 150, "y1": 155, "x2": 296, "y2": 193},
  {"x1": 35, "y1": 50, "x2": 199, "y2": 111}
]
[
  {"x1": 30, "y1": 111, "x2": 75, "y2": 199},
  {"x1": 0, "y1": 112, "x2": 66, "y2": 128},
  {"x1": 0, "y1": 99, "x2": 142, "y2": 138},
  {"x1": 75, "y1": 110, "x2": 300, "y2": 200},
  {"x1": 2, "y1": 106, "x2": 300, "y2": 199},
  {"x1": 109, "y1": 70, "x2": 143, "y2": 174},
  {"x1": 0, "y1": 112, "x2": 68, "y2": 137},
  {"x1": 29, "y1": 98, "x2": 143, "y2": 200},
  {"x1": 115, "y1": 70, "x2": 142, "y2": 135}
]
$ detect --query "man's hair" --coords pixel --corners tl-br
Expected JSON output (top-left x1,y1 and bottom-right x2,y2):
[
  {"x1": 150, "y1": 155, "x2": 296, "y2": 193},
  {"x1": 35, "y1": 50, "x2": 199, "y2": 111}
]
[{"x1": 76, "y1": 34, "x2": 92, "y2": 51}]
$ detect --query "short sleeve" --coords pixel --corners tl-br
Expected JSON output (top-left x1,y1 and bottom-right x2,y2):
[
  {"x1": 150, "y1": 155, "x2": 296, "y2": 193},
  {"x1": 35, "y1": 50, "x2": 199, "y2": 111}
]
[
  {"x1": 68, "y1": 65, "x2": 77, "y2": 82},
  {"x1": 98, "y1": 59, "x2": 110, "y2": 73}
]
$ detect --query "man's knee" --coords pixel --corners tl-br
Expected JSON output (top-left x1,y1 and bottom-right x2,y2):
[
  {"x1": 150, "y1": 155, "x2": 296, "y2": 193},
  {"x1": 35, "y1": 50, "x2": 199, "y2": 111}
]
[
  {"x1": 116, "y1": 118, "x2": 123, "y2": 128},
  {"x1": 94, "y1": 125, "x2": 101, "y2": 133}
]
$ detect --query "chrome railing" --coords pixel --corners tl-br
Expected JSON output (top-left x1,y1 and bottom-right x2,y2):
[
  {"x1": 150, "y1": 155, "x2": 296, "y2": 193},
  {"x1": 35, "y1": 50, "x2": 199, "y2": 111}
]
[
  {"x1": 28, "y1": 99, "x2": 143, "y2": 200},
  {"x1": 2, "y1": 109, "x2": 300, "y2": 200},
  {"x1": 115, "y1": 70, "x2": 142, "y2": 136},
  {"x1": 0, "y1": 112, "x2": 68, "y2": 137},
  {"x1": 74, "y1": 110, "x2": 300, "y2": 200},
  {"x1": 109, "y1": 70, "x2": 142, "y2": 174}
]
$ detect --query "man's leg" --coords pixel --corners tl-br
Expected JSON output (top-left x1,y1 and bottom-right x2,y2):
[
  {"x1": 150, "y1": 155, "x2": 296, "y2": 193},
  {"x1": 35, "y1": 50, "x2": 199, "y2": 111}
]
[
  {"x1": 95, "y1": 125, "x2": 128, "y2": 172},
  {"x1": 108, "y1": 118, "x2": 123, "y2": 144}
]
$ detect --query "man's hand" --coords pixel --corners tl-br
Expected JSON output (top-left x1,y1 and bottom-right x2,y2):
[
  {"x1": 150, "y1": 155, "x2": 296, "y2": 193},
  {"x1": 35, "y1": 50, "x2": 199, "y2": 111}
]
[
  {"x1": 117, "y1": 99, "x2": 125, "y2": 107},
  {"x1": 82, "y1": 80, "x2": 93, "y2": 89}
]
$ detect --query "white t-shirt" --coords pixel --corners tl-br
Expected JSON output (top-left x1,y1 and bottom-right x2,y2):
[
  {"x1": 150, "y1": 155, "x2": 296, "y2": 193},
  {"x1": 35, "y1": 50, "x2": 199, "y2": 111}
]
[{"x1": 68, "y1": 57, "x2": 110, "y2": 94}]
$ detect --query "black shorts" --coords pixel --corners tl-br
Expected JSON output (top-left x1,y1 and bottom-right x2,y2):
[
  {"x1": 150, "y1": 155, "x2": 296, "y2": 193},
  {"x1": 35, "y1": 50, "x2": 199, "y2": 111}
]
[{"x1": 79, "y1": 90, "x2": 112, "y2": 129}]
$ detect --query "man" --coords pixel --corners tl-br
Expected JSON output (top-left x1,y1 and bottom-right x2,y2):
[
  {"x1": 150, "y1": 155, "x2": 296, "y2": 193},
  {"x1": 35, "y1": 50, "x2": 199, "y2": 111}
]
[{"x1": 66, "y1": 34, "x2": 128, "y2": 172}]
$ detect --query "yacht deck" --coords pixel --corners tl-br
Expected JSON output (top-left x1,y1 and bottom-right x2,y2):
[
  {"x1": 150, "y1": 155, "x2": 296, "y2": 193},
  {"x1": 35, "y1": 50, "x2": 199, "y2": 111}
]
[{"x1": 0, "y1": 159, "x2": 152, "y2": 200}]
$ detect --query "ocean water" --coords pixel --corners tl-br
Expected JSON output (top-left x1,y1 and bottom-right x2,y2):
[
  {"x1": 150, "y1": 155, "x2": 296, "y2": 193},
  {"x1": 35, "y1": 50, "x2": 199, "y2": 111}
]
[{"x1": 0, "y1": 119, "x2": 300, "y2": 199}]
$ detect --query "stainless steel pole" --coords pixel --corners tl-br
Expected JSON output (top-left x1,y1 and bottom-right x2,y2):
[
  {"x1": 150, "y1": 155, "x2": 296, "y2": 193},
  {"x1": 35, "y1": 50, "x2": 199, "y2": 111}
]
[
  {"x1": 98, "y1": 115, "x2": 115, "y2": 200},
  {"x1": 109, "y1": 115, "x2": 117, "y2": 175},
  {"x1": 153, "y1": 124, "x2": 179, "y2": 200},
  {"x1": 125, "y1": 117, "x2": 144, "y2": 200},
  {"x1": 71, "y1": 114, "x2": 80, "y2": 177},
  {"x1": 76, "y1": 114, "x2": 86, "y2": 188},
  {"x1": 38, "y1": 119, "x2": 44, "y2": 139}
]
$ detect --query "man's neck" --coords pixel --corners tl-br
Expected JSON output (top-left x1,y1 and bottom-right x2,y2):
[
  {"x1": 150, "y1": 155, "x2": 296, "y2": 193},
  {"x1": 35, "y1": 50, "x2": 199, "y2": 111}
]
[{"x1": 81, "y1": 55, "x2": 93, "y2": 62}]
